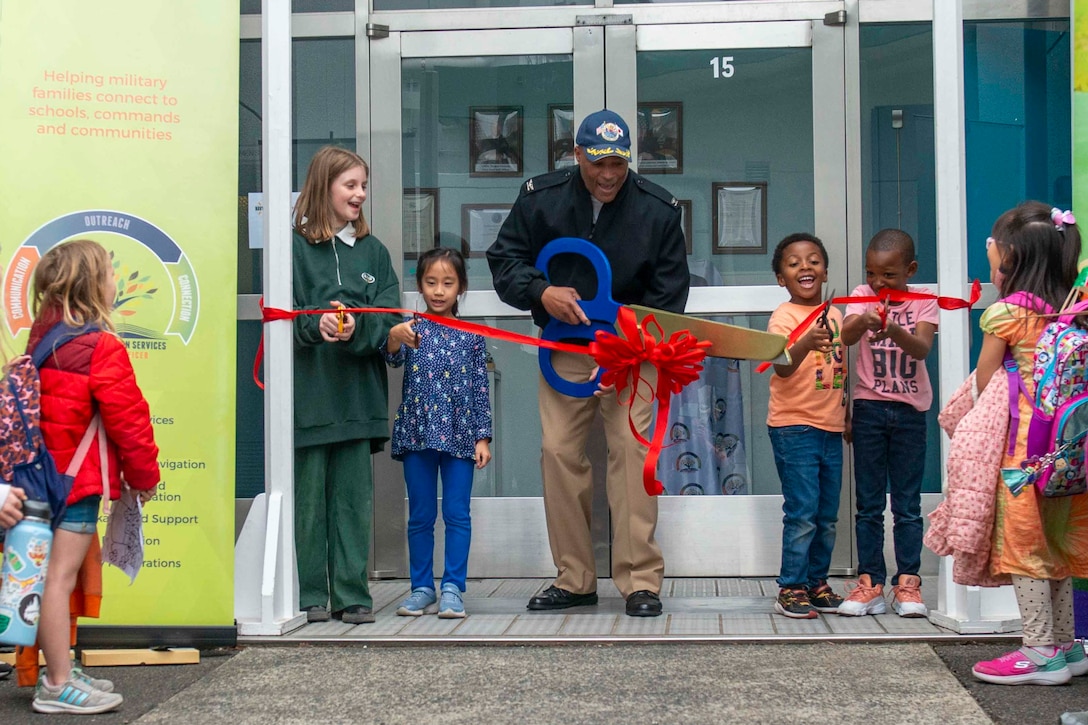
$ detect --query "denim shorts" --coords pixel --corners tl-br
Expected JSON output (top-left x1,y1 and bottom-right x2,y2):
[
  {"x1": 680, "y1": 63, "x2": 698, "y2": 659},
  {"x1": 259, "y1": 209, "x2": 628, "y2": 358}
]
[{"x1": 57, "y1": 496, "x2": 102, "y2": 534}]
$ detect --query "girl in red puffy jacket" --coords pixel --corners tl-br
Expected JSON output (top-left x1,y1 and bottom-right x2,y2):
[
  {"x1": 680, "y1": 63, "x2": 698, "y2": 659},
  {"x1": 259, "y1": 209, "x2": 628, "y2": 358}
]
[{"x1": 27, "y1": 239, "x2": 159, "y2": 715}]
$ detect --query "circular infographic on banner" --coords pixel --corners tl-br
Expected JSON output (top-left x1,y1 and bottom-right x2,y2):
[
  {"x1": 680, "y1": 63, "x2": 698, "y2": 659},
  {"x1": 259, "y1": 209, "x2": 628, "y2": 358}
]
[{"x1": 3, "y1": 211, "x2": 199, "y2": 350}]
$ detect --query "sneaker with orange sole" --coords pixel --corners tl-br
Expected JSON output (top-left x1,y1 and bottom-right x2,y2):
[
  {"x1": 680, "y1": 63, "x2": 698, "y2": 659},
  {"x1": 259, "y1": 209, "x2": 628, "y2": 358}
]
[
  {"x1": 891, "y1": 574, "x2": 928, "y2": 618},
  {"x1": 837, "y1": 574, "x2": 886, "y2": 616}
]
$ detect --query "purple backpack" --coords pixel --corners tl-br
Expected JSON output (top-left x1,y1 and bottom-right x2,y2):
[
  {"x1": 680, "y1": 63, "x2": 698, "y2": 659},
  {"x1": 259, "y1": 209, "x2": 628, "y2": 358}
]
[{"x1": 1002, "y1": 292, "x2": 1088, "y2": 497}]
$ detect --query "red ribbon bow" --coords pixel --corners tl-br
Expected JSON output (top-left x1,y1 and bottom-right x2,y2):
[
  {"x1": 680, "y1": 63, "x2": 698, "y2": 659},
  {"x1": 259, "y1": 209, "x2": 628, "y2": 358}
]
[{"x1": 589, "y1": 307, "x2": 711, "y2": 496}]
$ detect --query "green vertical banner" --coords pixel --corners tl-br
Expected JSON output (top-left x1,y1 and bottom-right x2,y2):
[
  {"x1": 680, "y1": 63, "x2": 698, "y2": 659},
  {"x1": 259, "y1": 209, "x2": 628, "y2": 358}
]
[{"x1": 0, "y1": 2, "x2": 238, "y2": 630}]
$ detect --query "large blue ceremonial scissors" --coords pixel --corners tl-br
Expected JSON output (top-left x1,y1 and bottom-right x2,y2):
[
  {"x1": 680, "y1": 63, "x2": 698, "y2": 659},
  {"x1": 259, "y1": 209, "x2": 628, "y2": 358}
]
[
  {"x1": 533, "y1": 238, "x2": 790, "y2": 397},
  {"x1": 535, "y1": 237, "x2": 619, "y2": 398}
]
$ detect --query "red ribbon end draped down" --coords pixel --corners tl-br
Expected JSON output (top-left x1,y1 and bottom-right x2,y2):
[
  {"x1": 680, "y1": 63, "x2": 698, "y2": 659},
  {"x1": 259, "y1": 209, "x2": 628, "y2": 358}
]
[{"x1": 589, "y1": 307, "x2": 711, "y2": 496}]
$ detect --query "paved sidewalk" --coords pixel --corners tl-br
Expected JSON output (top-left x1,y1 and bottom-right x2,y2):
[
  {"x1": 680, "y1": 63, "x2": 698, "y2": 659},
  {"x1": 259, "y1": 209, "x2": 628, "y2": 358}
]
[
  {"x1": 2, "y1": 642, "x2": 1086, "y2": 723},
  {"x1": 137, "y1": 644, "x2": 987, "y2": 724}
]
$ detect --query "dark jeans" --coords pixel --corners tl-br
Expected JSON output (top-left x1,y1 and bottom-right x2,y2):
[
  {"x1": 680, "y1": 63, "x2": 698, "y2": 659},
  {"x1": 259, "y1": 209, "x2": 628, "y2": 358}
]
[
  {"x1": 768, "y1": 425, "x2": 843, "y2": 589},
  {"x1": 851, "y1": 398, "x2": 927, "y2": 587}
]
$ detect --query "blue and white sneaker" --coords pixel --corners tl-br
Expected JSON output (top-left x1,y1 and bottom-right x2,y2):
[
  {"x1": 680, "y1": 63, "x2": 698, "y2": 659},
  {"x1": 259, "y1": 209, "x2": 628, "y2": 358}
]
[
  {"x1": 396, "y1": 587, "x2": 437, "y2": 617},
  {"x1": 438, "y1": 583, "x2": 466, "y2": 619},
  {"x1": 1062, "y1": 641, "x2": 1088, "y2": 677},
  {"x1": 33, "y1": 672, "x2": 123, "y2": 714}
]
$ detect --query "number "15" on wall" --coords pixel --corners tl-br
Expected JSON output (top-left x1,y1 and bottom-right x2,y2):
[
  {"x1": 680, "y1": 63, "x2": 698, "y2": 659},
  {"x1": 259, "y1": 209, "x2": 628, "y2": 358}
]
[{"x1": 710, "y1": 56, "x2": 735, "y2": 78}]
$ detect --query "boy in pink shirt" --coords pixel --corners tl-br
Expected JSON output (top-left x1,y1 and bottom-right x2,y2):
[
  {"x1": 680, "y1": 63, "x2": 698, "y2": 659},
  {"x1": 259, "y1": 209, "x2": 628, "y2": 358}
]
[{"x1": 838, "y1": 229, "x2": 938, "y2": 618}]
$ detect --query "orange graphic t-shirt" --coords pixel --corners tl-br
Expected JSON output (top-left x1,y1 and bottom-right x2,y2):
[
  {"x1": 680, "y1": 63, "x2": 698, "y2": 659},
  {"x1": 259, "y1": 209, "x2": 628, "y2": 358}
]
[{"x1": 766, "y1": 301, "x2": 847, "y2": 432}]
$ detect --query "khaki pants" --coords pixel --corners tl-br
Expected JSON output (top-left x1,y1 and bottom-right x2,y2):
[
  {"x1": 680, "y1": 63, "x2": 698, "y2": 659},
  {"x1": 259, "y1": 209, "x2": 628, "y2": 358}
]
[{"x1": 538, "y1": 351, "x2": 663, "y2": 598}]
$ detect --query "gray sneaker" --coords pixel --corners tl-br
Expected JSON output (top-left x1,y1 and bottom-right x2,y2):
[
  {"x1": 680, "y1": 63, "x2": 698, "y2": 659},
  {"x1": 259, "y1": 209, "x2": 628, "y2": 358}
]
[
  {"x1": 71, "y1": 664, "x2": 114, "y2": 693},
  {"x1": 33, "y1": 673, "x2": 123, "y2": 714},
  {"x1": 337, "y1": 605, "x2": 375, "y2": 624},
  {"x1": 396, "y1": 587, "x2": 438, "y2": 617}
]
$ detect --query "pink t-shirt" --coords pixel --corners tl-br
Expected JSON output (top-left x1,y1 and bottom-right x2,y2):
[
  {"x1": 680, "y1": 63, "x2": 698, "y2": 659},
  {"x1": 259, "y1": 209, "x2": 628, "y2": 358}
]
[{"x1": 845, "y1": 284, "x2": 939, "y2": 412}]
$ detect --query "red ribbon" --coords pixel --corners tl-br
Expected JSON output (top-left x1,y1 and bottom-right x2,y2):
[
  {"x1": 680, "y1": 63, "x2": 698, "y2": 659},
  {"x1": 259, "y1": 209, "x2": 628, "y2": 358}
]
[
  {"x1": 253, "y1": 300, "x2": 588, "y2": 389},
  {"x1": 589, "y1": 307, "x2": 711, "y2": 496},
  {"x1": 259, "y1": 281, "x2": 979, "y2": 495},
  {"x1": 754, "y1": 280, "x2": 982, "y2": 374}
]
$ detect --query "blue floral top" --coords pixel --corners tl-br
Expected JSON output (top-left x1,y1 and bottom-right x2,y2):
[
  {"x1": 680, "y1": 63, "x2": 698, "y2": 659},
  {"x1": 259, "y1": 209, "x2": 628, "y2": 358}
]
[{"x1": 382, "y1": 317, "x2": 493, "y2": 461}]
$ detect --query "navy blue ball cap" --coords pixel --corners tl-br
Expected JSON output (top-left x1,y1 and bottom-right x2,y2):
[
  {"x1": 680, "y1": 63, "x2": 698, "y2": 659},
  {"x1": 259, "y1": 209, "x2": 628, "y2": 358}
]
[{"x1": 575, "y1": 109, "x2": 632, "y2": 162}]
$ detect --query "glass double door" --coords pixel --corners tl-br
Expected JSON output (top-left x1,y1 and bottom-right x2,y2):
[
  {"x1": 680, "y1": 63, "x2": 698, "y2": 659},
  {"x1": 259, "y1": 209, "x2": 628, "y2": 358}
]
[{"x1": 368, "y1": 14, "x2": 850, "y2": 580}]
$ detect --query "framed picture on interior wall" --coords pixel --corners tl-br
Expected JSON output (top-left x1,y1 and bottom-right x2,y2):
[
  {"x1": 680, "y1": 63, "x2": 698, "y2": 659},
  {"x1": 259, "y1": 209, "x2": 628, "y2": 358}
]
[
  {"x1": 461, "y1": 204, "x2": 513, "y2": 258},
  {"x1": 677, "y1": 199, "x2": 693, "y2": 255},
  {"x1": 711, "y1": 182, "x2": 767, "y2": 255},
  {"x1": 470, "y1": 106, "x2": 523, "y2": 177},
  {"x1": 547, "y1": 104, "x2": 577, "y2": 171},
  {"x1": 636, "y1": 103, "x2": 683, "y2": 174},
  {"x1": 402, "y1": 188, "x2": 439, "y2": 260}
]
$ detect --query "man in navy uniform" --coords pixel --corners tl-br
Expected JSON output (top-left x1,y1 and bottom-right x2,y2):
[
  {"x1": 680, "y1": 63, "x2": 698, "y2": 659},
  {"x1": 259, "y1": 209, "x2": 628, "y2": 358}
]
[{"x1": 487, "y1": 109, "x2": 689, "y2": 617}]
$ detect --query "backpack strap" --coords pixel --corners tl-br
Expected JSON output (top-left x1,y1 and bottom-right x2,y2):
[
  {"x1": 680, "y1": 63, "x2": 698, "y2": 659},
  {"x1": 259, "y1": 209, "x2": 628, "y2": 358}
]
[
  {"x1": 31, "y1": 322, "x2": 101, "y2": 369},
  {"x1": 1004, "y1": 351, "x2": 1031, "y2": 456},
  {"x1": 65, "y1": 414, "x2": 102, "y2": 479},
  {"x1": 1057, "y1": 299, "x2": 1088, "y2": 326},
  {"x1": 64, "y1": 414, "x2": 110, "y2": 514},
  {"x1": 999, "y1": 292, "x2": 1055, "y2": 314}
]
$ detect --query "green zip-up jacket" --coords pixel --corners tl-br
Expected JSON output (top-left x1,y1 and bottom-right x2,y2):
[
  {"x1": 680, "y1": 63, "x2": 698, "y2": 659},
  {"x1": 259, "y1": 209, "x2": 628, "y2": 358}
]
[{"x1": 291, "y1": 230, "x2": 401, "y2": 448}]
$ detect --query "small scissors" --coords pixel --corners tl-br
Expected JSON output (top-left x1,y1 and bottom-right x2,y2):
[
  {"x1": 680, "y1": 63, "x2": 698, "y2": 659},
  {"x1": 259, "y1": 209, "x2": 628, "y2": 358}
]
[{"x1": 818, "y1": 288, "x2": 835, "y2": 329}]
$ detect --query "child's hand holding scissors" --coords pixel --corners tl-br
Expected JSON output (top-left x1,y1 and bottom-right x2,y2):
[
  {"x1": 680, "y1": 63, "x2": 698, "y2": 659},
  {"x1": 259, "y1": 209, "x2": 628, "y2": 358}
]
[
  {"x1": 857, "y1": 305, "x2": 889, "y2": 338},
  {"x1": 387, "y1": 317, "x2": 421, "y2": 351},
  {"x1": 319, "y1": 301, "x2": 355, "y2": 342}
]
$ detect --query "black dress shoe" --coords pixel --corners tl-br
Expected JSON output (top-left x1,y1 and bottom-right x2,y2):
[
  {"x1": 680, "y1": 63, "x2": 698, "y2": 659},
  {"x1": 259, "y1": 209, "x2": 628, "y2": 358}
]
[
  {"x1": 625, "y1": 590, "x2": 662, "y2": 617},
  {"x1": 334, "y1": 605, "x2": 375, "y2": 624},
  {"x1": 527, "y1": 585, "x2": 599, "y2": 610}
]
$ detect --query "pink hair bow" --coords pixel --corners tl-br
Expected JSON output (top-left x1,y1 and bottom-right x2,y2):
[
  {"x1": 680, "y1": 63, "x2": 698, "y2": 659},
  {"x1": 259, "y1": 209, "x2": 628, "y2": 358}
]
[{"x1": 1051, "y1": 207, "x2": 1076, "y2": 231}]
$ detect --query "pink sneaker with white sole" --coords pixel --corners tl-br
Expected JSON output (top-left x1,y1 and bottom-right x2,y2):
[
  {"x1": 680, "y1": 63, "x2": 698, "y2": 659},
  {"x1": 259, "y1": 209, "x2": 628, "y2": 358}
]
[{"x1": 972, "y1": 646, "x2": 1072, "y2": 685}]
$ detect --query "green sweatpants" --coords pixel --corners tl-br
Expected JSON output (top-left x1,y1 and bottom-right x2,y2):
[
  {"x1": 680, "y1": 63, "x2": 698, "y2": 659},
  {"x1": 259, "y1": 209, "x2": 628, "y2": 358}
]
[{"x1": 295, "y1": 439, "x2": 373, "y2": 611}]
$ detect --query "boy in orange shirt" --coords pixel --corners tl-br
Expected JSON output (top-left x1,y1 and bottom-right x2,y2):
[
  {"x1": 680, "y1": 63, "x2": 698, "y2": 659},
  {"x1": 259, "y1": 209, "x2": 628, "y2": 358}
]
[{"x1": 767, "y1": 233, "x2": 848, "y2": 618}]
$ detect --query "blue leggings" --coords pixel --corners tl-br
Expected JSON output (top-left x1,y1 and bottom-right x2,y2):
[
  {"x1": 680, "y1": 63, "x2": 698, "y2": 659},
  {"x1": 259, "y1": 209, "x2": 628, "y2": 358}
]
[{"x1": 403, "y1": 450, "x2": 474, "y2": 592}]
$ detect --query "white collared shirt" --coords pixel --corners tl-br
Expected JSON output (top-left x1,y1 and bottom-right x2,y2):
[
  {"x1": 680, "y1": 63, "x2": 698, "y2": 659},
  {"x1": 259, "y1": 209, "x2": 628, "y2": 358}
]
[{"x1": 335, "y1": 224, "x2": 357, "y2": 247}]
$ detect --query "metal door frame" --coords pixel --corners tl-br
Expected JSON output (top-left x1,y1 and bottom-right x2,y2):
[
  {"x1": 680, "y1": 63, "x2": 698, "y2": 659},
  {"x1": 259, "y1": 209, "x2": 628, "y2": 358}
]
[{"x1": 366, "y1": 14, "x2": 853, "y2": 578}]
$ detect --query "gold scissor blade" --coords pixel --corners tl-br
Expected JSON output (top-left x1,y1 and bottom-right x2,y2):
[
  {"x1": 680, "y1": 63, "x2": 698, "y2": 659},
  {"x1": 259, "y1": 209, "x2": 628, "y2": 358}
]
[{"x1": 625, "y1": 305, "x2": 790, "y2": 363}]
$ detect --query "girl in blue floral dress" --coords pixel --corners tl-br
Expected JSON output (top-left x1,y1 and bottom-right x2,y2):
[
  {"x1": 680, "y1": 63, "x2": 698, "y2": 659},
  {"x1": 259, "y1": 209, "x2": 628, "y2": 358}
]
[{"x1": 383, "y1": 247, "x2": 492, "y2": 618}]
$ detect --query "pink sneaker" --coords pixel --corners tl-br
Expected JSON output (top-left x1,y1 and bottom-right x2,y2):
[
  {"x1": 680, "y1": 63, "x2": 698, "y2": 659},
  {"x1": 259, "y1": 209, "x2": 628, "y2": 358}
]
[
  {"x1": 836, "y1": 574, "x2": 886, "y2": 616},
  {"x1": 891, "y1": 574, "x2": 928, "y2": 618},
  {"x1": 972, "y1": 646, "x2": 1072, "y2": 685}
]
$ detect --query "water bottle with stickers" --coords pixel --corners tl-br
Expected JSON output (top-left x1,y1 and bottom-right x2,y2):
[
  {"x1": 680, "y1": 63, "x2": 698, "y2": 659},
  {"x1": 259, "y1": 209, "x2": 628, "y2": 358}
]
[{"x1": 0, "y1": 500, "x2": 52, "y2": 645}]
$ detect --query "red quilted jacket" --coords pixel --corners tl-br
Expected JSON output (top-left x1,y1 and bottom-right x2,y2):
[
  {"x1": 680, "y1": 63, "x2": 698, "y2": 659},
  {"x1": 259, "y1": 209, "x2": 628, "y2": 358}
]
[{"x1": 27, "y1": 308, "x2": 160, "y2": 504}]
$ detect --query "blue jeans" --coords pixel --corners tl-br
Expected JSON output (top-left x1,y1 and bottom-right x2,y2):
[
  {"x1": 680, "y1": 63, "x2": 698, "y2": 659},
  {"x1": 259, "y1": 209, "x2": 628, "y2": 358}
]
[
  {"x1": 768, "y1": 425, "x2": 843, "y2": 589},
  {"x1": 57, "y1": 496, "x2": 101, "y2": 534},
  {"x1": 851, "y1": 398, "x2": 927, "y2": 587},
  {"x1": 402, "y1": 450, "x2": 474, "y2": 591}
]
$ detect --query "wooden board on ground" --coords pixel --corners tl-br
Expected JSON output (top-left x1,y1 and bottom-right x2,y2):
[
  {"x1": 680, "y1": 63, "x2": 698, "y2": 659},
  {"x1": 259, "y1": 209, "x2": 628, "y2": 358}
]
[
  {"x1": 0, "y1": 649, "x2": 73, "y2": 665},
  {"x1": 81, "y1": 648, "x2": 200, "y2": 666}
]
